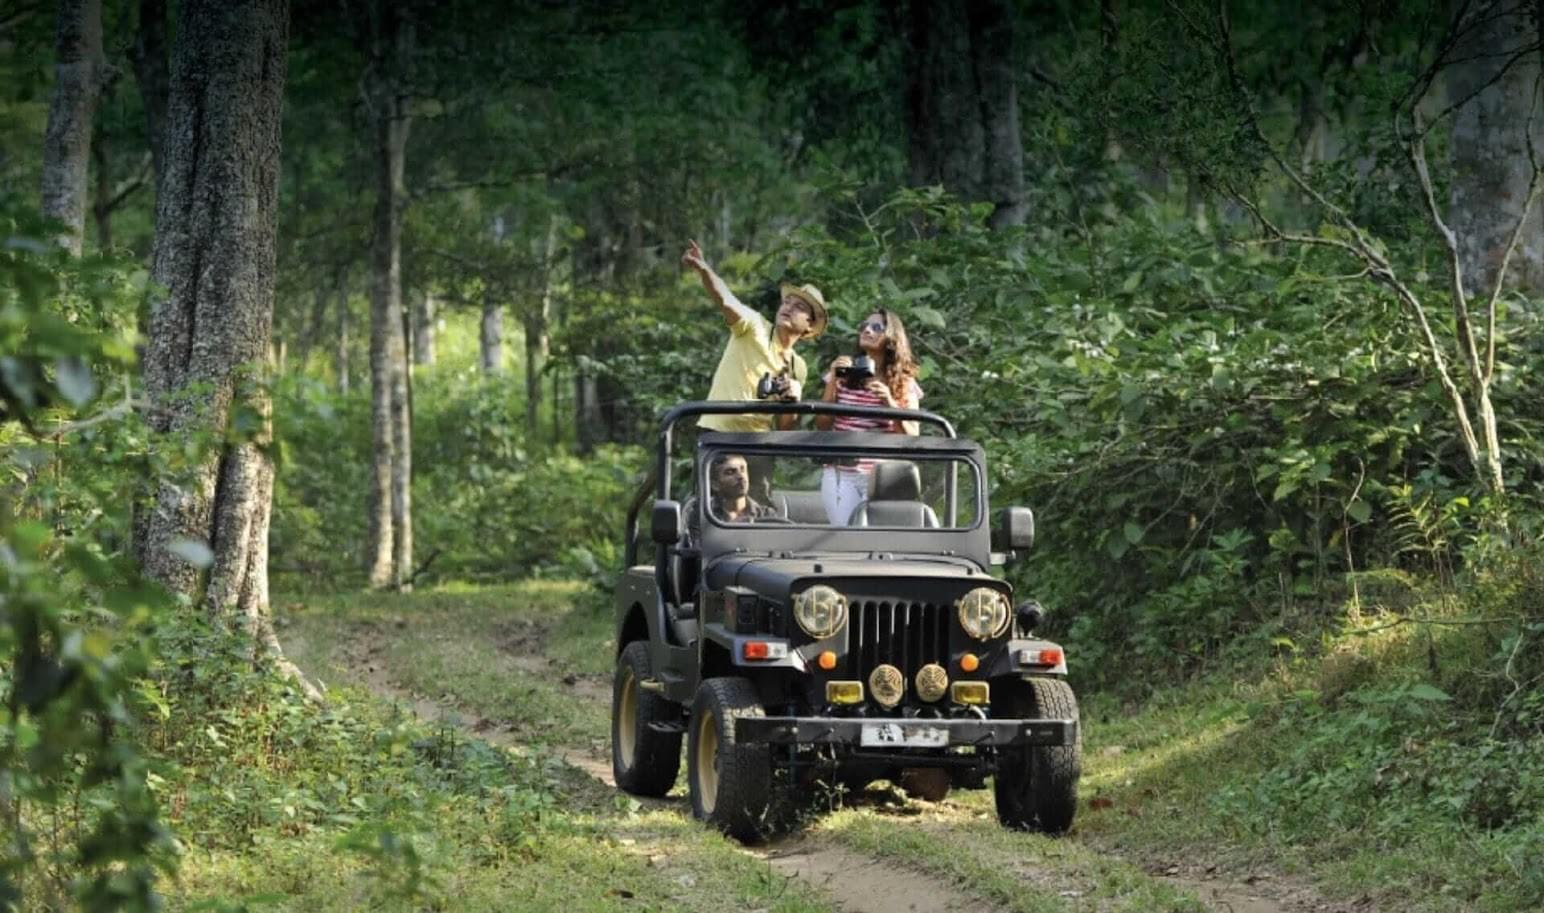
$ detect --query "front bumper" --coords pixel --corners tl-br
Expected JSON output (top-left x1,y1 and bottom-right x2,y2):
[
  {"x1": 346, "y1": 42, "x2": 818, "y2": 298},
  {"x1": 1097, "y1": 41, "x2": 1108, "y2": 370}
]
[{"x1": 735, "y1": 716, "x2": 1076, "y2": 747}]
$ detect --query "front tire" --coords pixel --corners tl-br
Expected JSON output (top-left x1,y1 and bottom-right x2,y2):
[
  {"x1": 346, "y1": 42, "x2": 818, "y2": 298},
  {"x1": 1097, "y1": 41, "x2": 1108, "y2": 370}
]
[
  {"x1": 688, "y1": 677, "x2": 777, "y2": 842},
  {"x1": 612, "y1": 641, "x2": 682, "y2": 796},
  {"x1": 994, "y1": 677, "x2": 1081, "y2": 834}
]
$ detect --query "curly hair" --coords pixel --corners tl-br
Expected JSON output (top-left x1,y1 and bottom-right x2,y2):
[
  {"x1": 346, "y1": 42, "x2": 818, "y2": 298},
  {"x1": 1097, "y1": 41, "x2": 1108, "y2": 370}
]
[{"x1": 870, "y1": 307, "x2": 918, "y2": 401}]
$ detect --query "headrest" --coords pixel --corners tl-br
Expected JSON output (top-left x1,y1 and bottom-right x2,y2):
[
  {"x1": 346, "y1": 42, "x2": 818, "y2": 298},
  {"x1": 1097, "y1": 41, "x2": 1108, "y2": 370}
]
[{"x1": 868, "y1": 461, "x2": 921, "y2": 501}]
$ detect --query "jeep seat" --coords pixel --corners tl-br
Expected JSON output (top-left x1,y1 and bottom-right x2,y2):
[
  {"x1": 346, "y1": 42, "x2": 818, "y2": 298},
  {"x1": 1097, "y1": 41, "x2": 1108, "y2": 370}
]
[
  {"x1": 771, "y1": 489, "x2": 826, "y2": 524},
  {"x1": 848, "y1": 461, "x2": 939, "y2": 528}
]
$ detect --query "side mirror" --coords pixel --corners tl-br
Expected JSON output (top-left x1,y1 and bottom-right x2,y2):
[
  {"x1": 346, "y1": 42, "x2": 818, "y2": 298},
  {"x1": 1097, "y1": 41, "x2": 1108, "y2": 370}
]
[
  {"x1": 652, "y1": 500, "x2": 684, "y2": 545},
  {"x1": 992, "y1": 506, "x2": 1035, "y2": 554}
]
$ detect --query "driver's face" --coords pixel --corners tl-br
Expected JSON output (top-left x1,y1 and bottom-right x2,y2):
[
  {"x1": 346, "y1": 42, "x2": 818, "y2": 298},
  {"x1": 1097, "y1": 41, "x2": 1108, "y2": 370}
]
[{"x1": 712, "y1": 457, "x2": 750, "y2": 499}]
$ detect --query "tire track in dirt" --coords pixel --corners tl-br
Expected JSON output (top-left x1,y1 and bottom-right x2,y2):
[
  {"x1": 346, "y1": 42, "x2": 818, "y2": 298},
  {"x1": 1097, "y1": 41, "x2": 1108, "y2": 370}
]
[
  {"x1": 302, "y1": 620, "x2": 1009, "y2": 913},
  {"x1": 297, "y1": 618, "x2": 1343, "y2": 913}
]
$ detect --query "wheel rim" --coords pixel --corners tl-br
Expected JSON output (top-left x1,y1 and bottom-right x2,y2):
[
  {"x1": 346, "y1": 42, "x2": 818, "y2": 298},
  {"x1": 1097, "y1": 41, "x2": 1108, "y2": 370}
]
[
  {"x1": 695, "y1": 710, "x2": 720, "y2": 814},
  {"x1": 617, "y1": 666, "x2": 638, "y2": 770}
]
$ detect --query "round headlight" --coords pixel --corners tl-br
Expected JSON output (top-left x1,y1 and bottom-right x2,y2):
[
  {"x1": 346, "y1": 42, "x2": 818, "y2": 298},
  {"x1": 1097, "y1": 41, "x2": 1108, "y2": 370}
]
[
  {"x1": 794, "y1": 585, "x2": 848, "y2": 639},
  {"x1": 957, "y1": 587, "x2": 1010, "y2": 640}
]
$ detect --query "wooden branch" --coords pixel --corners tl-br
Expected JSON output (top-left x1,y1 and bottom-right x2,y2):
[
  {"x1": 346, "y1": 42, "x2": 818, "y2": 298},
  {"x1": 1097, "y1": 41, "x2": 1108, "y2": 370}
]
[
  {"x1": 1403, "y1": 114, "x2": 1483, "y2": 387},
  {"x1": 404, "y1": 547, "x2": 442, "y2": 586},
  {"x1": 27, "y1": 397, "x2": 144, "y2": 438},
  {"x1": 103, "y1": 152, "x2": 153, "y2": 213}
]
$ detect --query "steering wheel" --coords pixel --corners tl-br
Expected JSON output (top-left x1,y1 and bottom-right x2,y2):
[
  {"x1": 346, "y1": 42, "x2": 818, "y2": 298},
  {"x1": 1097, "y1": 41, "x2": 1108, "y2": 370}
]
[{"x1": 752, "y1": 515, "x2": 795, "y2": 525}]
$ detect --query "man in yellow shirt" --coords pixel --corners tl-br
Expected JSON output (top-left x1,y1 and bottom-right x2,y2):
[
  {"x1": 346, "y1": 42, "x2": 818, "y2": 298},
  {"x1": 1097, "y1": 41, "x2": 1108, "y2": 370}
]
[{"x1": 681, "y1": 240, "x2": 828, "y2": 434}]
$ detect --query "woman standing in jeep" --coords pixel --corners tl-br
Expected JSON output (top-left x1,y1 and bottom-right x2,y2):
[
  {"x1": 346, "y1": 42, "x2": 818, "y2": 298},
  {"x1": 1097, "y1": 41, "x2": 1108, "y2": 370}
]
[{"x1": 815, "y1": 308, "x2": 923, "y2": 525}]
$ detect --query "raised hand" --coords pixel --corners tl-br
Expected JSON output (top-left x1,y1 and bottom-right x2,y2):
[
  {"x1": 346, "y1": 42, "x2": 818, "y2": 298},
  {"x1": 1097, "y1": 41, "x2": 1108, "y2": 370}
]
[{"x1": 681, "y1": 239, "x2": 708, "y2": 272}]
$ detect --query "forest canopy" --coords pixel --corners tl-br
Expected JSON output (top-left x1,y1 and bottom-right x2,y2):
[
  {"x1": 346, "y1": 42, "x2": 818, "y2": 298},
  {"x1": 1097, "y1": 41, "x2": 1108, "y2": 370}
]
[{"x1": 3, "y1": 0, "x2": 1544, "y2": 910}]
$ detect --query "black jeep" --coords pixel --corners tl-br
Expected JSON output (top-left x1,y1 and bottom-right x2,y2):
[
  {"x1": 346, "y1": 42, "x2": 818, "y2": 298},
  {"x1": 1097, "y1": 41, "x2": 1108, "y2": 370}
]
[{"x1": 611, "y1": 401, "x2": 1079, "y2": 842}]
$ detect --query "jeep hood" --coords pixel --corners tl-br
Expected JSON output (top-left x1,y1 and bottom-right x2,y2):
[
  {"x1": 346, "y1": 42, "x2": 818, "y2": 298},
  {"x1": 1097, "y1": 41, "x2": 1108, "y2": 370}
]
[{"x1": 705, "y1": 555, "x2": 1000, "y2": 596}]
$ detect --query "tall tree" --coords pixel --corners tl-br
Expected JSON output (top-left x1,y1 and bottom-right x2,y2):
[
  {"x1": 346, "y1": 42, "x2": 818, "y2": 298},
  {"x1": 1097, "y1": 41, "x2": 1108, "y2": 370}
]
[
  {"x1": 411, "y1": 289, "x2": 435, "y2": 365},
  {"x1": 525, "y1": 214, "x2": 558, "y2": 438},
  {"x1": 480, "y1": 214, "x2": 506, "y2": 375},
  {"x1": 1448, "y1": 1, "x2": 1544, "y2": 295},
  {"x1": 40, "y1": 0, "x2": 104, "y2": 254},
  {"x1": 902, "y1": 0, "x2": 1026, "y2": 228},
  {"x1": 360, "y1": 0, "x2": 414, "y2": 589},
  {"x1": 136, "y1": 0, "x2": 313, "y2": 692}
]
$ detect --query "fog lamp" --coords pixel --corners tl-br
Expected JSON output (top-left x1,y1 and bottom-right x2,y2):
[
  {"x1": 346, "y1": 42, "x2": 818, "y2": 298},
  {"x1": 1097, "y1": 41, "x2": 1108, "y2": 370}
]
[
  {"x1": 826, "y1": 681, "x2": 864, "y2": 705},
  {"x1": 915, "y1": 663, "x2": 949, "y2": 702},
  {"x1": 951, "y1": 682, "x2": 990, "y2": 705},
  {"x1": 869, "y1": 664, "x2": 905, "y2": 708}
]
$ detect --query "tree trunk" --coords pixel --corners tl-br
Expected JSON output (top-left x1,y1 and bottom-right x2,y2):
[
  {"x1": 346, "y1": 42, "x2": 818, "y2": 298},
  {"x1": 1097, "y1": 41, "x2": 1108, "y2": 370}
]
[
  {"x1": 137, "y1": 0, "x2": 312, "y2": 694},
  {"x1": 365, "y1": 98, "x2": 409, "y2": 588},
  {"x1": 525, "y1": 216, "x2": 556, "y2": 438},
  {"x1": 904, "y1": 0, "x2": 981, "y2": 197},
  {"x1": 336, "y1": 280, "x2": 350, "y2": 395},
  {"x1": 91, "y1": 129, "x2": 112, "y2": 249},
  {"x1": 902, "y1": 0, "x2": 1025, "y2": 229},
  {"x1": 1449, "y1": 2, "x2": 1544, "y2": 296},
  {"x1": 575, "y1": 369, "x2": 601, "y2": 454},
  {"x1": 480, "y1": 290, "x2": 503, "y2": 374},
  {"x1": 131, "y1": 0, "x2": 169, "y2": 195},
  {"x1": 40, "y1": 0, "x2": 103, "y2": 255},
  {"x1": 411, "y1": 289, "x2": 435, "y2": 365},
  {"x1": 296, "y1": 283, "x2": 328, "y2": 368},
  {"x1": 391, "y1": 299, "x2": 412, "y2": 591},
  {"x1": 968, "y1": 0, "x2": 1026, "y2": 229},
  {"x1": 360, "y1": 0, "x2": 413, "y2": 589}
]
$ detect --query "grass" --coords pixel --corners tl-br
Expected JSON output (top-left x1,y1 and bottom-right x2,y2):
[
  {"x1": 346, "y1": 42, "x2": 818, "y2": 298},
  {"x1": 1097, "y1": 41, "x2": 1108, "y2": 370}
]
[
  {"x1": 273, "y1": 578, "x2": 1544, "y2": 913},
  {"x1": 148, "y1": 588, "x2": 838, "y2": 913},
  {"x1": 277, "y1": 581, "x2": 1239, "y2": 911},
  {"x1": 814, "y1": 809, "x2": 1207, "y2": 913},
  {"x1": 281, "y1": 580, "x2": 613, "y2": 748}
]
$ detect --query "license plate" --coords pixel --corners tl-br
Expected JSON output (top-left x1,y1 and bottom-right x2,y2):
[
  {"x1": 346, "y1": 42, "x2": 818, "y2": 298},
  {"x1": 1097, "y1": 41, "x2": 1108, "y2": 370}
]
[{"x1": 859, "y1": 722, "x2": 949, "y2": 748}]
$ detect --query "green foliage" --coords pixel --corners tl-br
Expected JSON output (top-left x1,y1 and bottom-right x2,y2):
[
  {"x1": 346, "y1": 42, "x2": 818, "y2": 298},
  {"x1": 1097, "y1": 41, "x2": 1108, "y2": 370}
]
[
  {"x1": 1, "y1": 195, "x2": 172, "y2": 911},
  {"x1": 766, "y1": 186, "x2": 1544, "y2": 685},
  {"x1": 272, "y1": 366, "x2": 640, "y2": 588}
]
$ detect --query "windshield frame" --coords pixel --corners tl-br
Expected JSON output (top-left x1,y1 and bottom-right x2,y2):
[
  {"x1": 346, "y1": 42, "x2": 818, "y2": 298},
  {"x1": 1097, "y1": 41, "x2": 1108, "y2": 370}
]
[{"x1": 699, "y1": 445, "x2": 983, "y2": 533}]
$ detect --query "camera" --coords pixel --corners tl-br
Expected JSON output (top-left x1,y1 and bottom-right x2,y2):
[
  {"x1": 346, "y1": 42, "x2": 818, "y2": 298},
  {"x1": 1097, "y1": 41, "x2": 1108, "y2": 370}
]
[
  {"x1": 756, "y1": 370, "x2": 795, "y2": 401},
  {"x1": 834, "y1": 354, "x2": 875, "y2": 389}
]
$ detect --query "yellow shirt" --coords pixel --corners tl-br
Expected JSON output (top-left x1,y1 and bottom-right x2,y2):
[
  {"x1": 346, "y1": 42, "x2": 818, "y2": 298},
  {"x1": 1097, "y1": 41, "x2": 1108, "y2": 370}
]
[{"x1": 700, "y1": 299, "x2": 807, "y2": 432}]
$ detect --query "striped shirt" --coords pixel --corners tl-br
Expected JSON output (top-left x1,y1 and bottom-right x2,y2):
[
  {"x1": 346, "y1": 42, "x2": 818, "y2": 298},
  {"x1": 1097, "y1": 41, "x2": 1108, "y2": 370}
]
[{"x1": 825, "y1": 374, "x2": 923, "y2": 472}]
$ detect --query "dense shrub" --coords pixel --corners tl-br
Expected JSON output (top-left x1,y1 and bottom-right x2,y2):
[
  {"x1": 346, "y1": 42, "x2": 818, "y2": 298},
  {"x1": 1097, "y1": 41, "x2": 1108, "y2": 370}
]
[
  {"x1": 272, "y1": 366, "x2": 641, "y2": 588},
  {"x1": 765, "y1": 187, "x2": 1544, "y2": 682}
]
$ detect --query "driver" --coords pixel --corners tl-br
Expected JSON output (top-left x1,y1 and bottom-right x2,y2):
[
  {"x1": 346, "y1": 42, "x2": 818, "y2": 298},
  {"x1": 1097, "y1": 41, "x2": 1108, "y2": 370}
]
[{"x1": 689, "y1": 453, "x2": 776, "y2": 541}]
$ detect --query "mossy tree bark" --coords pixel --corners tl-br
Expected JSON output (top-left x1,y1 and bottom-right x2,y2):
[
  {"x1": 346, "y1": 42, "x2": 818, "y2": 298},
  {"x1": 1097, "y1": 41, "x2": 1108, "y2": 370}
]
[
  {"x1": 40, "y1": 0, "x2": 104, "y2": 255},
  {"x1": 137, "y1": 0, "x2": 315, "y2": 695}
]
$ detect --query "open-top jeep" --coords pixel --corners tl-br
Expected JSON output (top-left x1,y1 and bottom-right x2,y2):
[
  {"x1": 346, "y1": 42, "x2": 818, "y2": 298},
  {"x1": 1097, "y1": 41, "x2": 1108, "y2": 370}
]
[{"x1": 611, "y1": 401, "x2": 1080, "y2": 842}]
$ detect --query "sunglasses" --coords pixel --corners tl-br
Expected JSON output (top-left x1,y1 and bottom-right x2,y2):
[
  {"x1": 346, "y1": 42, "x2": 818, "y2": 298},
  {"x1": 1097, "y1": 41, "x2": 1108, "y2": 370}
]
[{"x1": 860, "y1": 320, "x2": 886, "y2": 334}]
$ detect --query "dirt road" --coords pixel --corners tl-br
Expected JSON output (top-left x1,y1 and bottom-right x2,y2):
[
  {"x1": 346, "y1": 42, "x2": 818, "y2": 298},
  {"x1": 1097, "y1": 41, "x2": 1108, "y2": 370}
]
[{"x1": 285, "y1": 591, "x2": 1360, "y2": 913}]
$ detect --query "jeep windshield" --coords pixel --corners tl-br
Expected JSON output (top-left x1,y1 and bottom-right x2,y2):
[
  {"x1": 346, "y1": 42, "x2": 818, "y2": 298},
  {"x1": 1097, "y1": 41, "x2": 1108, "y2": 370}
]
[{"x1": 701, "y1": 449, "x2": 981, "y2": 530}]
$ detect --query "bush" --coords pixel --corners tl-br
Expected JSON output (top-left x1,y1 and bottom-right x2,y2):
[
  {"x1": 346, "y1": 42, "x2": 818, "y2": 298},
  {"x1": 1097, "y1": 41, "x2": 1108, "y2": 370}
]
[{"x1": 767, "y1": 186, "x2": 1544, "y2": 685}]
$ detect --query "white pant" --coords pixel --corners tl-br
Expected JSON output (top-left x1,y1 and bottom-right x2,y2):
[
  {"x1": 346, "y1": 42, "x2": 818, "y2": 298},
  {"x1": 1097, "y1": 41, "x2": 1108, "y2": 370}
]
[{"x1": 821, "y1": 467, "x2": 870, "y2": 525}]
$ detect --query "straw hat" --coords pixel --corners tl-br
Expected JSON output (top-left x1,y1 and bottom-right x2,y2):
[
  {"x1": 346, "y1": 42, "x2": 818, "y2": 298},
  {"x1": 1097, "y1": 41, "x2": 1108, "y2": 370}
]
[{"x1": 780, "y1": 282, "x2": 829, "y2": 339}]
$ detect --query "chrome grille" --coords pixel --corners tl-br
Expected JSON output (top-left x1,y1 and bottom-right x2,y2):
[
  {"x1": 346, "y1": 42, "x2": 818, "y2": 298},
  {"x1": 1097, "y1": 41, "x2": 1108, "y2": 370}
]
[{"x1": 845, "y1": 600, "x2": 949, "y2": 680}]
